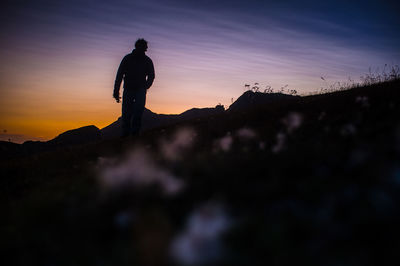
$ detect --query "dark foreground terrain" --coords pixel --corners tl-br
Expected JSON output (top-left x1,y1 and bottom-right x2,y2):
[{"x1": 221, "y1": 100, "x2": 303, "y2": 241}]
[{"x1": 1, "y1": 80, "x2": 400, "y2": 266}]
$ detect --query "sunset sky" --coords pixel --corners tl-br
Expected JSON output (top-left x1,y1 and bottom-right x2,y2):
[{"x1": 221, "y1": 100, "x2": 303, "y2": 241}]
[{"x1": 1, "y1": 0, "x2": 399, "y2": 143}]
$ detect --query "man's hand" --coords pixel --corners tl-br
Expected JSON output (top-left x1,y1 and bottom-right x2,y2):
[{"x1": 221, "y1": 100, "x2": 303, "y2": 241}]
[{"x1": 113, "y1": 92, "x2": 121, "y2": 103}]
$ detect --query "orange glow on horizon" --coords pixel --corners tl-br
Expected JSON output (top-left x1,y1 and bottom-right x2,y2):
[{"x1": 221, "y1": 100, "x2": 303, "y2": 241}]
[{"x1": 0, "y1": 73, "x2": 220, "y2": 143}]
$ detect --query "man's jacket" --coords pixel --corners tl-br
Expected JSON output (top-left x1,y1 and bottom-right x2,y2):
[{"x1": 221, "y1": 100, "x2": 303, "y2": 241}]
[{"x1": 114, "y1": 49, "x2": 155, "y2": 92}]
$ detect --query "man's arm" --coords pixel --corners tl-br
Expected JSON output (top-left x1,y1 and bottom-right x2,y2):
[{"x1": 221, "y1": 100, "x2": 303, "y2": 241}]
[
  {"x1": 113, "y1": 56, "x2": 127, "y2": 102},
  {"x1": 145, "y1": 59, "x2": 155, "y2": 90}
]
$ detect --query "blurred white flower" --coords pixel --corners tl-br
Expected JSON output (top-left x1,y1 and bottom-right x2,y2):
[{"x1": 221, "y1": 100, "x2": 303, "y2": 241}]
[
  {"x1": 355, "y1": 96, "x2": 370, "y2": 107},
  {"x1": 170, "y1": 202, "x2": 231, "y2": 265},
  {"x1": 272, "y1": 132, "x2": 286, "y2": 153},
  {"x1": 217, "y1": 134, "x2": 233, "y2": 152},
  {"x1": 282, "y1": 112, "x2": 303, "y2": 133},
  {"x1": 236, "y1": 127, "x2": 257, "y2": 139},
  {"x1": 318, "y1": 111, "x2": 326, "y2": 121},
  {"x1": 161, "y1": 127, "x2": 196, "y2": 161},
  {"x1": 340, "y1": 123, "x2": 357, "y2": 136},
  {"x1": 97, "y1": 156, "x2": 117, "y2": 167},
  {"x1": 259, "y1": 141, "x2": 266, "y2": 150},
  {"x1": 99, "y1": 148, "x2": 184, "y2": 195}
]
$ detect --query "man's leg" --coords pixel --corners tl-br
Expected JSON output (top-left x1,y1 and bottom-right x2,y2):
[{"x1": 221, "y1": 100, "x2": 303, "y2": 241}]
[
  {"x1": 131, "y1": 88, "x2": 147, "y2": 135},
  {"x1": 122, "y1": 90, "x2": 134, "y2": 137}
]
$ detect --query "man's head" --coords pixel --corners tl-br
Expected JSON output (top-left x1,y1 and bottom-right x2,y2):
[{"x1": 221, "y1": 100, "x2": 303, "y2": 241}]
[{"x1": 135, "y1": 38, "x2": 148, "y2": 53}]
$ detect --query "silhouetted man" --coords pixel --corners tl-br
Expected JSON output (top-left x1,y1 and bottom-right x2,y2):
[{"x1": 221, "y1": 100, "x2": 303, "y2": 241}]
[{"x1": 114, "y1": 39, "x2": 155, "y2": 136}]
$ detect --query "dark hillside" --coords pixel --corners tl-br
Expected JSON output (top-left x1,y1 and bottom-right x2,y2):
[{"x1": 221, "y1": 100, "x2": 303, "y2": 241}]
[{"x1": 1, "y1": 79, "x2": 400, "y2": 266}]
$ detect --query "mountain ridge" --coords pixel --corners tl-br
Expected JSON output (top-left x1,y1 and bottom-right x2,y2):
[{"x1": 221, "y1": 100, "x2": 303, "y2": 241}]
[{"x1": 1, "y1": 91, "x2": 295, "y2": 158}]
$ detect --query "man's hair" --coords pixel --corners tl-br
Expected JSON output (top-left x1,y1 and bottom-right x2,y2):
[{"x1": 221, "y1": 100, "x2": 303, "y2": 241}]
[{"x1": 135, "y1": 38, "x2": 148, "y2": 51}]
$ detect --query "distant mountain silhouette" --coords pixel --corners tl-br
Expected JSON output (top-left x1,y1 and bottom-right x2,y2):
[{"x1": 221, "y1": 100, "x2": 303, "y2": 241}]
[
  {"x1": 101, "y1": 92, "x2": 298, "y2": 138},
  {"x1": 0, "y1": 105, "x2": 225, "y2": 159},
  {"x1": 179, "y1": 105, "x2": 225, "y2": 119},
  {"x1": 1, "y1": 90, "x2": 298, "y2": 158},
  {"x1": 22, "y1": 125, "x2": 100, "y2": 148},
  {"x1": 48, "y1": 125, "x2": 101, "y2": 146},
  {"x1": 0, "y1": 126, "x2": 101, "y2": 160},
  {"x1": 228, "y1": 91, "x2": 299, "y2": 111},
  {"x1": 101, "y1": 105, "x2": 225, "y2": 139}
]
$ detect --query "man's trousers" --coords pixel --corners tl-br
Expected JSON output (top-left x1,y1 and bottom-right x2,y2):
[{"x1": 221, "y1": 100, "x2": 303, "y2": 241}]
[{"x1": 121, "y1": 88, "x2": 146, "y2": 136}]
